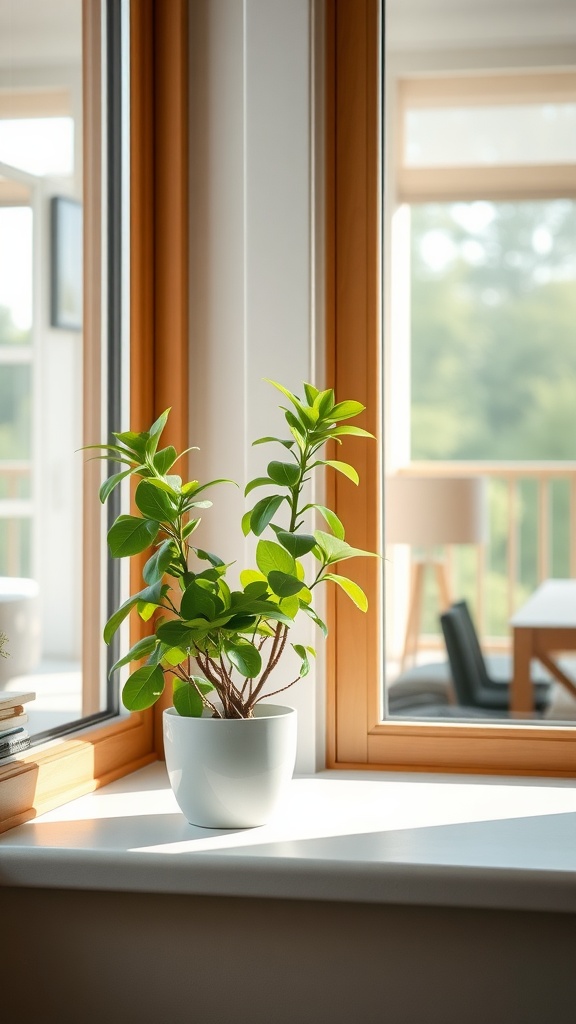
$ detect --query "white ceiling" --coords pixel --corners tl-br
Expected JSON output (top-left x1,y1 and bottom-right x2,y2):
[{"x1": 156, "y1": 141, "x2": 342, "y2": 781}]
[
  {"x1": 0, "y1": 0, "x2": 572, "y2": 68},
  {"x1": 0, "y1": 0, "x2": 81, "y2": 69}
]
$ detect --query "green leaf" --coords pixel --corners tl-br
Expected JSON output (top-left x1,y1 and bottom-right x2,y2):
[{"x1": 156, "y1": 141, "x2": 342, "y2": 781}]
[
  {"x1": 122, "y1": 664, "x2": 165, "y2": 711},
  {"x1": 244, "y1": 476, "x2": 274, "y2": 497},
  {"x1": 268, "y1": 571, "x2": 305, "y2": 598},
  {"x1": 309, "y1": 504, "x2": 345, "y2": 539},
  {"x1": 292, "y1": 643, "x2": 311, "y2": 677},
  {"x1": 284, "y1": 410, "x2": 307, "y2": 450},
  {"x1": 108, "y1": 515, "x2": 159, "y2": 557},
  {"x1": 161, "y1": 646, "x2": 189, "y2": 667},
  {"x1": 99, "y1": 466, "x2": 137, "y2": 504},
  {"x1": 324, "y1": 573, "x2": 368, "y2": 611},
  {"x1": 250, "y1": 494, "x2": 285, "y2": 536},
  {"x1": 314, "y1": 529, "x2": 379, "y2": 565},
  {"x1": 225, "y1": 613, "x2": 258, "y2": 630},
  {"x1": 153, "y1": 445, "x2": 178, "y2": 475},
  {"x1": 109, "y1": 635, "x2": 158, "y2": 677},
  {"x1": 181, "y1": 479, "x2": 199, "y2": 495},
  {"x1": 329, "y1": 400, "x2": 365, "y2": 420},
  {"x1": 267, "y1": 461, "x2": 300, "y2": 487},
  {"x1": 300, "y1": 603, "x2": 328, "y2": 636},
  {"x1": 303, "y1": 382, "x2": 319, "y2": 404},
  {"x1": 252, "y1": 436, "x2": 295, "y2": 450},
  {"x1": 172, "y1": 677, "x2": 213, "y2": 717},
  {"x1": 218, "y1": 578, "x2": 232, "y2": 606},
  {"x1": 193, "y1": 548, "x2": 225, "y2": 567},
  {"x1": 156, "y1": 620, "x2": 198, "y2": 648},
  {"x1": 242, "y1": 509, "x2": 253, "y2": 536},
  {"x1": 134, "y1": 481, "x2": 175, "y2": 524},
  {"x1": 148, "y1": 408, "x2": 170, "y2": 444},
  {"x1": 103, "y1": 581, "x2": 163, "y2": 644},
  {"x1": 113, "y1": 430, "x2": 149, "y2": 457},
  {"x1": 276, "y1": 531, "x2": 317, "y2": 557},
  {"x1": 329, "y1": 425, "x2": 374, "y2": 439},
  {"x1": 316, "y1": 389, "x2": 335, "y2": 417},
  {"x1": 243, "y1": 580, "x2": 269, "y2": 598},
  {"x1": 143, "y1": 539, "x2": 176, "y2": 584},
  {"x1": 256, "y1": 539, "x2": 296, "y2": 576},
  {"x1": 279, "y1": 594, "x2": 300, "y2": 618},
  {"x1": 322, "y1": 460, "x2": 359, "y2": 485},
  {"x1": 265, "y1": 379, "x2": 301, "y2": 409},
  {"x1": 142, "y1": 476, "x2": 181, "y2": 498},
  {"x1": 183, "y1": 478, "x2": 236, "y2": 499},
  {"x1": 180, "y1": 581, "x2": 217, "y2": 620},
  {"x1": 224, "y1": 640, "x2": 262, "y2": 678},
  {"x1": 240, "y1": 569, "x2": 268, "y2": 589},
  {"x1": 182, "y1": 518, "x2": 200, "y2": 539}
]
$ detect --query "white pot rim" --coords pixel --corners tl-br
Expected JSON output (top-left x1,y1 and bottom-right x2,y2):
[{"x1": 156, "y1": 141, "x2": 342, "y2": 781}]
[{"x1": 164, "y1": 703, "x2": 296, "y2": 722}]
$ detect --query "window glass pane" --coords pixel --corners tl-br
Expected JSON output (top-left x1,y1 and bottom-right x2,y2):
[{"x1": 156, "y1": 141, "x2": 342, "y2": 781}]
[
  {"x1": 0, "y1": 364, "x2": 32, "y2": 458},
  {"x1": 0, "y1": 0, "x2": 89, "y2": 741},
  {"x1": 409, "y1": 197, "x2": 576, "y2": 641},
  {"x1": 410, "y1": 199, "x2": 576, "y2": 461},
  {"x1": 405, "y1": 104, "x2": 576, "y2": 167},
  {"x1": 0, "y1": 117, "x2": 74, "y2": 177},
  {"x1": 0, "y1": 206, "x2": 32, "y2": 341},
  {"x1": 0, "y1": 519, "x2": 31, "y2": 577}
]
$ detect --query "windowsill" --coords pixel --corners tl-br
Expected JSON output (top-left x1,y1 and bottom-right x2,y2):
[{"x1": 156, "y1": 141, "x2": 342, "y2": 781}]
[{"x1": 0, "y1": 762, "x2": 575, "y2": 913}]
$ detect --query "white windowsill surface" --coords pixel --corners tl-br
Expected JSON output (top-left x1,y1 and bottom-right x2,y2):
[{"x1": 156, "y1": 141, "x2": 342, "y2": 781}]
[{"x1": 1, "y1": 762, "x2": 575, "y2": 913}]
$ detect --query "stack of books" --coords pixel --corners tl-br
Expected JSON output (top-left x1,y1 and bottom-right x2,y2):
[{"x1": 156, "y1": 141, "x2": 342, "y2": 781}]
[{"x1": 0, "y1": 691, "x2": 35, "y2": 758}]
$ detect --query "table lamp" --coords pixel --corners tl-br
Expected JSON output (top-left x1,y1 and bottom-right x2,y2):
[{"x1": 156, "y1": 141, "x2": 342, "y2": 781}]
[{"x1": 386, "y1": 474, "x2": 487, "y2": 668}]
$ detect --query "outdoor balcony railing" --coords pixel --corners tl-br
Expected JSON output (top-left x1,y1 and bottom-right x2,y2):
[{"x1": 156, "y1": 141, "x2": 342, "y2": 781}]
[
  {"x1": 0, "y1": 461, "x2": 33, "y2": 577},
  {"x1": 393, "y1": 460, "x2": 576, "y2": 650}
]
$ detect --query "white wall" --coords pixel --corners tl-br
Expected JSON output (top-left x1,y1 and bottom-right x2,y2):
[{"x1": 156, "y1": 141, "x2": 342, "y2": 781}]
[{"x1": 188, "y1": 0, "x2": 324, "y2": 771}]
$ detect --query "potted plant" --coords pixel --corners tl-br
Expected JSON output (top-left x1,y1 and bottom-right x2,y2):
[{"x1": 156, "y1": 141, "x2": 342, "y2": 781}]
[{"x1": 91, "y1": 380, "x2": 378, "y2": 827}]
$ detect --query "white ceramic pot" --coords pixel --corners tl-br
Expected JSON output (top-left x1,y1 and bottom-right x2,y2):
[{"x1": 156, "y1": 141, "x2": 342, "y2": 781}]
[
  {"x1": 163, "y1": 703, "x2": 297, "y2": 828},
  {"x1": 0, "y1": 577, "x2": 41, "y2": 688}
]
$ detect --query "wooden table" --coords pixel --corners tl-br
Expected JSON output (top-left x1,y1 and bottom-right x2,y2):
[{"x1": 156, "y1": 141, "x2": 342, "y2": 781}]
[{"x1": 511, "y1": 579, "x2": 576, "y2": 713}]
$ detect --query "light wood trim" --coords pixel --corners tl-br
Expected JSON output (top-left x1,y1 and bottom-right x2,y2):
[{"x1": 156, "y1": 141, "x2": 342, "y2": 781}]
[
  {"x1": 130, "y1": 0, "x2": 190, "y2": 755},
  {"x1": 326, "y1": 1, "x2": 576, "y2": 777},
  {"x1": 571, "y1": 477, "x2": 576, "y2": 578},
  {"x1": 398, "y1": 165, "x2": 576, "y2": 203},
  {"x1": 152, "y1": 0, "x2": 189, "y2": 753},
  {"x1": 0, "y1": 179, "x2": 31, "y2": 205},
  {"x1": 0, "y1": 714, "x2": 155, "y2": 834},
  {"x1": 0, "y1": 88, "x2": 71, "y2": 118},
  {"x1": 365, "y1": 722, "x2": 576, "y2": 776},
  {"x1": 507, "y1": 478, "x2": 518, "y2": 622},
  {"x1": 324, "y1": 0, "x2": 337, "y2": 767},
  {"x1": 404, "y1": 460, "x2": 576, "y2": 479},
  {"x1": 326, "y1": 0, "x2": 381, "y2": 764},
  {"x1": 0, "y1": 0, "x2": 190, "y2": 832},
  {"x1": 399, "y1": 72, "x2": 576, "y2": 109},
  {"x1": 538, "y1": 479, "x2": 550, "y2": 583}
]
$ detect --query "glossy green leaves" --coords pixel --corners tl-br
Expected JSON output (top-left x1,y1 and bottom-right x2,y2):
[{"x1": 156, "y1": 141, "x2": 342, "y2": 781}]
[
  {"x1": 91, "y1": 380, "x2": 377, "y2": 719},
  {"x1": 108, "y1": 515, "x2": 159, "y2": 558},
  {"x1": 122, "y1": 665, "x2": 165, "y2": 711},
  {"x1": 173, "y1": 677, "x2": 214, "y2": 717}
]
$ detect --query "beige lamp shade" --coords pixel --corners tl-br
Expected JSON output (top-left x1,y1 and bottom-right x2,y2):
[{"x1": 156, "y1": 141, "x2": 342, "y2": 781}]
[{"x1": 385, "y1": 475, "x2": 487, "y2": 547}]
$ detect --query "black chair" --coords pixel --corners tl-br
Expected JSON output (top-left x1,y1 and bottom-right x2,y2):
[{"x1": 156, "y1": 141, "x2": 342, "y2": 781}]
[{"x1": 440, "y1": 600, "x2": 552, "y2": 713}]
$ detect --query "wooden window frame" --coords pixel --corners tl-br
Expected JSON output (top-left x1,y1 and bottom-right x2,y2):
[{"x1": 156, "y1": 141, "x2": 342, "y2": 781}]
[
  {"x1": 0, "y1": 0, "x2": 188, "y2": 833},
  {"x1": 325, "y1": 0, "x2": 576, "y2": 777}
]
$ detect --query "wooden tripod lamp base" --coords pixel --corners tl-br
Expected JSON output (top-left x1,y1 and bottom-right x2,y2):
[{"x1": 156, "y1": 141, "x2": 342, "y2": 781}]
[
  {"x1": 386, "y1": 474, "x2": 487, "y2": 672},
  {"x1": 400, "y1": 558, "x2": 452, "y2": 672}
]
